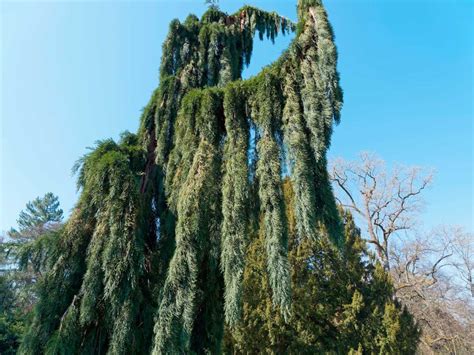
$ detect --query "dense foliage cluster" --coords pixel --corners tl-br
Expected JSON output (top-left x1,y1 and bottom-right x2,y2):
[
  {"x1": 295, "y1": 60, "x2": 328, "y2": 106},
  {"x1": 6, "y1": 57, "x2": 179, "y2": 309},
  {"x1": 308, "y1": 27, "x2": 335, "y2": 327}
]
[
  {"x1": 223, "y1": 180, "x2": 419, "y2": 353},
  {"x1": 0, "y1": 193, "x2": 64, "y2": 355},
  {"x1": 15, "y1": 1, "x2": 420, "y2": 354}
]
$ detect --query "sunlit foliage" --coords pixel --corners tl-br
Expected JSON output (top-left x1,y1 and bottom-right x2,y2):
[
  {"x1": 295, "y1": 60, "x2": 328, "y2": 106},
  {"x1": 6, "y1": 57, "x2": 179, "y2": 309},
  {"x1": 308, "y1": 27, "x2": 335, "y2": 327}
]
[{"x1": 18, "y1": 1, "x2": 418, "y2": 354}]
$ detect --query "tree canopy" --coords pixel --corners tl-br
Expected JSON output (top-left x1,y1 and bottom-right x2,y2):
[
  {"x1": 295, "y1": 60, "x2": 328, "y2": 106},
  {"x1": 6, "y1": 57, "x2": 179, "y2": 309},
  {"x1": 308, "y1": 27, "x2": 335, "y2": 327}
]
[
  {"x1": 8, "y1": 193, "x2": 63, "y2": 243},
  {"x1": 16, "y1": 1, "x2": 419, "y2": 354}
]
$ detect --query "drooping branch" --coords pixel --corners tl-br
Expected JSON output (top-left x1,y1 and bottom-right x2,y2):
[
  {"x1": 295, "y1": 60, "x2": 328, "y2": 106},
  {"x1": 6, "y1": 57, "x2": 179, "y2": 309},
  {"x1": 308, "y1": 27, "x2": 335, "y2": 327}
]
[
  {"x1": 254, "y1": 72, "x2": 291, "y2": 317},
  {"x1": 282, "y1": 61, "x2": 318, "y2": 241},
  {"x1": 221, "y1": 83, "x2": 250, "y2": 326}
]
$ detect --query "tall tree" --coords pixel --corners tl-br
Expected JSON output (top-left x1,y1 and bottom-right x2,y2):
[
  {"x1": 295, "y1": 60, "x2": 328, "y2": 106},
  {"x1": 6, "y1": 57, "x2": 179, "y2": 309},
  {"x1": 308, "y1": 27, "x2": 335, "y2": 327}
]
[{"x1": 18, "y1": 1, "x2": 416, "y2": 354}]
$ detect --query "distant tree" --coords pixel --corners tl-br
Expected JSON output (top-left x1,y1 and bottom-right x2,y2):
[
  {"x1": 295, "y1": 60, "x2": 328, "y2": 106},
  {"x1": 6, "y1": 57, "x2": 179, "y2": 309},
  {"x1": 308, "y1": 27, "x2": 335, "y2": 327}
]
[
  {"x1": 391, "y1": 227, "x2": 474, "y2": 353},
  {"x1": 8, "y1": 192, "x2": 63, "y2": 243},
  {"x1": 448, "y1": 227, "x2": 474, "y2": 298},
  {"x1": 0, "y1": 193, "x2": 64, "y2": 354},
  {"x1": 4, "y1": 192, "x2": 64, "y2": 298},
  {"x1": 330, "y1": 152, "x2": 433, "y2": 270},
  {"x1": 205, "y1": 0, "x2": 219, "y2": 10},
  {"x1": 0, "y1": 274, "x2": 25, "y2": 355}
]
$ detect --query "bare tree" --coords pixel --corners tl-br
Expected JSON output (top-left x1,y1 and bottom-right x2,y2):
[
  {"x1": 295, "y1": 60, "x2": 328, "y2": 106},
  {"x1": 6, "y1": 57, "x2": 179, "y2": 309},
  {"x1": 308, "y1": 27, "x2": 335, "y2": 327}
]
[
  {"x1": 390, "y1": 227, "x2": 474, "y2": 354},
  {"x1": 330, "y1": 152, "x2": 433, "y2": 270},
  {"x1": 330, "y1": 152, "x2": 474, "y2": 353},
  {"x1": 446, "y1": 227, "x2": 474, "y2": 298},
  {"x1": 390, "y1": 231, "x2": 452, "y2": 295}
]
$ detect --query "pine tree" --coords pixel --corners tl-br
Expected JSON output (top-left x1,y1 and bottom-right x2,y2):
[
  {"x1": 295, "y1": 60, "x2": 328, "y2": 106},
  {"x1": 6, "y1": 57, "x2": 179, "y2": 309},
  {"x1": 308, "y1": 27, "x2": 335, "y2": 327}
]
[
  {"x1": 8, "y1": 192, "x2": 63, "y2": 243},
  {"x1": 18, "y1": 1, "x2": 418, "y2": 354},
  {"x1": 0, "y1": 193, "x2": 64, "y2": 354}
]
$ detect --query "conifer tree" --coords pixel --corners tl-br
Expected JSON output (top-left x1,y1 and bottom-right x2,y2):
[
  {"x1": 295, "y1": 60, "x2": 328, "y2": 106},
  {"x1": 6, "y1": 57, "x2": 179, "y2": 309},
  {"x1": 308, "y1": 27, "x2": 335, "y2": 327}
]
[
  {"x1": 0, "y1": 274, "x2": 26, "y2": 355},
  {"x1": 18, "y1": 1, "x2": 418, "y2": 354},
  {"x1": 223, "y1": 181, "x2": 419, "y2": 354},
  {"x1": 9, "y1": 192, "x2": 63, "y2": 242},
  {"x1": 0, "y1": 193, "x2": 64, "y2": 354}
]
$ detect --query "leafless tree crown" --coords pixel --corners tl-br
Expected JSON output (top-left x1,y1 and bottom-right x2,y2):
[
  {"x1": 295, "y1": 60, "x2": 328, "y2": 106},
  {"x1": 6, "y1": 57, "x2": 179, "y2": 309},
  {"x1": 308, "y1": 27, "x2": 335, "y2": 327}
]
[
  {"x1": 330, "y1": 153, "x2": 473, "y2": 353},
  {"x1": 330, "y1": 152, "x2": 433, "y2": 269}
]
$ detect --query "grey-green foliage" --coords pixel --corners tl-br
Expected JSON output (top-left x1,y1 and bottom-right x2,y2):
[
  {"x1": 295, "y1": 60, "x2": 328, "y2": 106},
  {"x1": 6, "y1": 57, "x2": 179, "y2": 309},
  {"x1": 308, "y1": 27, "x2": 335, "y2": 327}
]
[
  {"x1": 282, "y1": 61, "x2": 318, "y2": 241},
  {"x1": 253, "y1": 72, "x2": 291, "y2": 317},
  {"x1": 221, "y1": 83, "x2": 249, "y2": 326},
  {"x1": 21, "y1": 1, "x2": 345, "y2": 354},
  {"x1": 81, "y1": 144, "x2": 144, "y2": 354},
  {"x1": 20, "y1": 134, "x2": 148, "y2": 355},
  {"x1": 298, "y1": 0, "x2": 342, "y2": 162},
  {"x1": 153, "y1": 90, "x2": 223, "y2": 353}
]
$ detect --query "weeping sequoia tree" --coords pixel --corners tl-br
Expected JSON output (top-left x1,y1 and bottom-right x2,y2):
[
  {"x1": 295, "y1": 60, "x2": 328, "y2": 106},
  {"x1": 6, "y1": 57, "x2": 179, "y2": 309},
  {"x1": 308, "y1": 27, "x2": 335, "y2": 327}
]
[{"x1": 19, "y1": 1, "x2": 420, "y2": 354}]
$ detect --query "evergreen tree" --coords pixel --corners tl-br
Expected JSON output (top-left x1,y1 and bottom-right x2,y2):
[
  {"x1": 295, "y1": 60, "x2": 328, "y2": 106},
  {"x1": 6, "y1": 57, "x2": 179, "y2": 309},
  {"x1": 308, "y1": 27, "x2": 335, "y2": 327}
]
[
  {"x1": 3, "y1": 193, "x2": 63, "y2": 309},
  {"x1": 0, "y1": 274, "x2": 25, "y2": 355},
  {"x1": 223, "y1": 180, "x2": 419, "y2": 354},
  {"x1": 9, "y1": 193, "x2": 63, "y2": 242},
  {"x1": 0, "y1": 193, "x2": 64, "y2": 354},
  {"x1": 18, "y1": 1, "x2": 419, "y2": 354}
]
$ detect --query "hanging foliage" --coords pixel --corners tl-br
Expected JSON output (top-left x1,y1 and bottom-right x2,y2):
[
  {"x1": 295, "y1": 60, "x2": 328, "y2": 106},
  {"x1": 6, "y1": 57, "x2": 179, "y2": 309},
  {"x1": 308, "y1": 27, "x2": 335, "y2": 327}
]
[
  {"x1": 253, "y1": 71, "x2": 291, "y2": 317},
  {"x1": 281, "y1": 59, "x2": 319, "y2": 241},
  {"x1": 221, "y1": 82, "x2": 250, "y2": 326},
  {"x1": 20, "y1": 1, "x2": 351, "y2": 354}
]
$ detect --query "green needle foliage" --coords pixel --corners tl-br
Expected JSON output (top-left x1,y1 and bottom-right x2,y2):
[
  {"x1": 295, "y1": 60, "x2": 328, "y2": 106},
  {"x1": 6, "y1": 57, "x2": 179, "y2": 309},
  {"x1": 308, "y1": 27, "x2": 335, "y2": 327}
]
[
  {"x1": 18, "y1": 1, "x2": 418, "y2": 354},
  {"x1": 221, "y1": 83, "x2": 249, "y2": 327},
  {"x1": 223, "y1": 180, "x2": 419, "y2": 354},
  {"x1": 253, "y1": 71, "x2": 291, "y2": 317}
]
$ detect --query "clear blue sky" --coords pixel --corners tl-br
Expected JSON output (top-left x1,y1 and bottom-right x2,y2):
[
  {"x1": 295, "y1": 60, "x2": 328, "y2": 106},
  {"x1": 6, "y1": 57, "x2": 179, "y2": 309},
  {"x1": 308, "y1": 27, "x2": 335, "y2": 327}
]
[{"x1": 1, "y1": 0, "x2": 472, "y2": 233}]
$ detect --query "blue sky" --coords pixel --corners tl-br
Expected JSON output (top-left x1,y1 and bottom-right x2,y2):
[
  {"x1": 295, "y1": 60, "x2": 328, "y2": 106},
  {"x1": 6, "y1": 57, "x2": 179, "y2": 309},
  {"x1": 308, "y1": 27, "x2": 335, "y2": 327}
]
[{"x1": 1, "y1": 0, "x2": 472, "y2": 232}]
